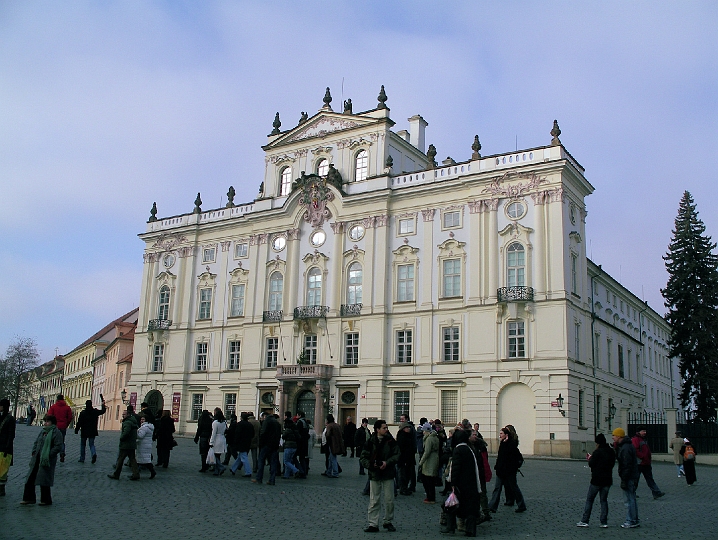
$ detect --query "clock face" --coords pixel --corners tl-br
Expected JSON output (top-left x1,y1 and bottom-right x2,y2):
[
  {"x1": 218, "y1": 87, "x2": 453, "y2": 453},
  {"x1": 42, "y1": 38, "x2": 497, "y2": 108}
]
[
  {"x1": 163, "y1": 253, "x2": 176, "y2": 269},
  {"x1": 272, "y1": 236, "x2": 286, "y2": 252}
]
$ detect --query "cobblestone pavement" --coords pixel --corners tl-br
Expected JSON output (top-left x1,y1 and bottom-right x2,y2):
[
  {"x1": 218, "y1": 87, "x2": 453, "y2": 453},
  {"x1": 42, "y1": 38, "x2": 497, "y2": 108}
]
[{"x1": 2, "y1": 426, "x2": 716, "y2": 540}]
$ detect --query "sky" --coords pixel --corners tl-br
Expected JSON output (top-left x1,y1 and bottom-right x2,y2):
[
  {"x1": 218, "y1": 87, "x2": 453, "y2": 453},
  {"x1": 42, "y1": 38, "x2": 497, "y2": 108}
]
[{"x1": 1, "y1": 1, "x2": 716, "y2": 364}]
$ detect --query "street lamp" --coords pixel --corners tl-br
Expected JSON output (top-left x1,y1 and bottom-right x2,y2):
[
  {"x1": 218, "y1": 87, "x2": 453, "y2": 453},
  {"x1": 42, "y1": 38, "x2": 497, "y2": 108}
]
[
  {"x1": 121, "y1": 389, "x2": 130, "y2": 405},
  {"x1": 556, "y1": 393, "x2": 566, "y2": 417},
  {"x1": 606, "y1": 402, "x2": 617, "y2": 422}
]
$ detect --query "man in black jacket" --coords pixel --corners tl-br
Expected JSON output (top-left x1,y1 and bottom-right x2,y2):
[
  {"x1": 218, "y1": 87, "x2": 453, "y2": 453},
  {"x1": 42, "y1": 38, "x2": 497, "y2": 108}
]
[
  {"x1": 230, "y1": 412, "x2": 254, "y2": 476},
  {"x1": 396, "y1": 422, "x2": 416, "y2": 496},
  {"x1": 612, "y1": 427, "x2": 640, "y2": 528},
  {"x1": 360, "y1": 420, "x2": 400, "y2": 533},
  {"x1": 0, "y1": 398, "x2": 16, "y2": 496},
  {"x1": 354, "y1": 418, "x2": 371, "y2": 475},
  {"x1": 253, "y1": 412, "x2": 281, "y2": 485},
  {"x1": 577, "y1": 433, "x2": 616, "y2": 528},
  {"x1": 74, "y1": 399, "x2": 106, "y2": 463}
]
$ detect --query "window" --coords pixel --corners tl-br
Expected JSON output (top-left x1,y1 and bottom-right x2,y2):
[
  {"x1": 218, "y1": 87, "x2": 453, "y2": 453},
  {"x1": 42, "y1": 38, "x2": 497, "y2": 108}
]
[
  {"x1": 306, "y1": 267, "x2": 322, "y2": 306},
  {"x1": 443, "y1": 259, "x2": 461, "y2": 298},
  {"x1": 396, "y1": 330, "x2": 413, "y2": 363},
  {"x1": 398, "y1": 218, "x2": 414, "y2": 235},
  {"x1": 310, "y1": 230, "x2": 326, "y2": 247},
  {"x1": 304, "y1": 334, "x2": 318, "y2": 364},
  {"x1": 348, "y1": 224, "x2": 365, "y2": 241},
  {"x1": 158, "y1": 285, "x2": 170, "y2": 320},
  {"x1": 347, "y1": 262, "x2": 363, "y2": 304},
  {"x1": 508, "y1": 321, "x2": 525, "y2": 358},
  {"x1": 578, "y1": 389, "x2": 585, "y2": 427},
  {"x1": 594, "y1": 333, "x2": 600, "y2": 363},
  {"x1": 443, "y1": 210, "x2": 460, "y2": 228},
  {"x1": 280, "y1": 166, "x2": 292, "y2": 196},
  {"x1": 317, "y1": 158, "x2": 329, "y2": 176},
  {"x1": 507, "y1": 243, "x2": 525, "y2": 287},
  {"x1": 442, "y1": 327, "x2": 460, "y2": 362},
  {"x1": 355, "y1": 150, "x2": 368, "y2": 181},
  {"x1": 198, "y1": 288, "x2": 212, "y2": 320},
  {"x1": 224, "y1": 393, "x2": 237, "y2": 417},
  {"x1": 607, "y1": 339, "x2": 612, "y2": 372},
  {"x1": 571, "y1": 254, "x2": 578, "y2": 295},
  {"x1": 345, "y1": 333, "x2": 359, "y2": 365},
  {"x1": 441, "y1": 390, "x2": 458, "y2": 426},
  {"x1": 607, "y1": 398, "x2": 614, "y2": 430},
  {"x1": 269, "y1": 272, "x2": 283, "y2": 311},
  {"x1": 192, "y1": 394, "x2": 203, "y2": 421},
  {"x1": 266, "y1": 337, "x2": 278, "y2": 368},
  {"x1": 595, "y1": 395, "x2": 602, "y2": 430},
  {"x1": 506, "y1": 201, "x2": 526, "y2": 220},
  {"x1": 618, "y1": 344, "x2": 625, "y2": 378},
  {"x1": 195, "y1": 342, "x2": 208, "y2": 371},
  {"x1": 228, "y1": 341, "x2": 240, "y2": 370},
  {"x1": 235, "y1": 242, "x2": 248, "y2": 259},
  {"x1": 272, "y1": 235, "x2": 286, "y2": 252},
  {"x1": 394, "y1": 391, "x2": 410, "y2": 423},
  {"x1": 152, "y1": 343, "x2": 164, "y2": 372},
  {"x1": 574, "y1": 322, "x2": 580, "y2": 362},
  {"x1": 230, "y1": 284, "x2": 245, "y2": 317},
  {"x1": 202, "y1": 246, "x2": 216, "y2": 263},
  {"x1": 397, "y1": 264, "x2": 415, "y2": 302}
]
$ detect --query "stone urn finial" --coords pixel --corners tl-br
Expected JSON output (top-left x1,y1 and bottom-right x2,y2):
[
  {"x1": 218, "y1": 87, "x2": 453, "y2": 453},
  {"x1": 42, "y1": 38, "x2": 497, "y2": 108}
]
[
  {"x1": 148, "y1": 202, "x2": 158, "y2": 223},
  {"x1": 193, "y1": 193, "x2": 202, "y2": 214},
  {"x1": 472, "y1": 135, "x2": 482, "y2": 159},
  {"x1": 271, "y1": 112, "x2": 281, "y2": 135},
  {"x1": 323, "y1": 87, "x2": 332, "y2": 109},
  {"x1": 226, "y1": 186, "x2": 236, "y2": 208},
  {"x1": 377, "y1": 85, "x2": 388, "y2": 109},
  {"x1": 426, "y1": 144, "x2": 437, "y2": 169},
  {"x1": 550, "y1": 119, "x2": 562, "y2": 146}
]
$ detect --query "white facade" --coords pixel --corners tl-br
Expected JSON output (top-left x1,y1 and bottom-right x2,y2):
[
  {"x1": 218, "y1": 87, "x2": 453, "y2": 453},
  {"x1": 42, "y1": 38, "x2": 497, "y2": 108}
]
[{"x1": 129, "y1": 90, "x2": 678, "y2": 457}]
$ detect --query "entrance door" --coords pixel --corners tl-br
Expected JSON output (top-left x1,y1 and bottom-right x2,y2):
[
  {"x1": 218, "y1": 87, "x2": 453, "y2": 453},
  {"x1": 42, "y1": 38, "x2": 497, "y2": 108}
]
[
  {"x1": 145, "y1": 390, "x2": 164, "y2": 416},
  {"x1": 497, "y1": 383, "x2": 536, "y2": 455},
  {"x1": 296, "y1": 390, "x2": 316, "y2": 427}
]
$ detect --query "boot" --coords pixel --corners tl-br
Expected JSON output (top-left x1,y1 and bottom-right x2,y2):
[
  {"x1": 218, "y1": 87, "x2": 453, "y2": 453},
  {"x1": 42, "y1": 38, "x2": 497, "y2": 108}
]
[
  {"x1": 464, "y1": 516, "x2": 477, "y2": 537},
  {"x1": 441, "y1": 512, "x2": 457, "y2": 534}
]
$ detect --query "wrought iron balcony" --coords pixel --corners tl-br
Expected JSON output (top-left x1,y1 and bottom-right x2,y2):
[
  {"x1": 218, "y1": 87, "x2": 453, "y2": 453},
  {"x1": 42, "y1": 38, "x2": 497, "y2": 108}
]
[
  {"x1": 497, "y1": 286, "x2": 534, "y2": 302},
  {"x1": 263, "y1": 310, "x2": 283, "y2": 322},
  {"x1": 340, "y1": 303, "x2": 363, "y2": 316},
  {"x1": 276, "y1": 364, "x2": 333, "y2": 381},
  {"x1": 293, "y1": 306, "x2": 329, "y2": 319},
  {"x1": 148, "y1": 319, "x2": 172, "y2": 331}
]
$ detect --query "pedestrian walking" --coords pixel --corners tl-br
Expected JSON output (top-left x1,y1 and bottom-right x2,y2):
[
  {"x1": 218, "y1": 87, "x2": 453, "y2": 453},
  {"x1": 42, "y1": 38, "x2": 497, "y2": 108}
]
[
  {"x1": 396, "y1": 421, "x2": 416, "y2": 495},
  {"x1": 632, "y1": 427, "x2": 665, "y2": 499},
  {"x1": 210, "y1": 408, "x2": 227, "y2": 476},
  {"x1": 355, "y1": 418, "x2": 371, "y2": 475},
  {"x1": 194, "y1": 409, "x2": 213, "y2": 473},
  {"x1": 248, "y1": 411, "x2": 261, "y2": 473},
  {"x1": 488, "y1": 425, "x2": 527, "y2": 513},
  {"x1": 669, "y1": 431, "x2": 685, "y2": 477},
  {"x1": 361, "y1": 419, "x2": 400, "y2": 533},
  {"x1": 229, "y1": 412, "x2": 253, "y2": 477},
  {"x1": 107, "y1": 410, "x2": 140, "y2": 481},
  {"x1": 155, "y1": 410, "x2": 176, "y2": 468},
  {"x1": 680, "y1": 438, "x2": 698, "y2": 486},
  {"x1": 418, "y1": 422, "x2": 440, "y2": 503},
  {"x1": 343, "y1": 416, "x2": 357, "y2": 457},
  {"x1": 20, "y1": 414, "x2": 63, "y2": 505},
  {"x1": 442, "y1": 429, "x2": 481, "y2": 536},
  {"x1": 136, "y1": 415, "x2": 157, "y2": 479},
  {"x1": 47, "y1": 394, "x2": 73, "y2": 463},
  {"x1": 26, "y1": 405, "x2": 36, "y2": 426},
  {"x1": 253, "y1": 412, "x2": 281, "y2": 485},
  {"x1": 576, "y1": 433, "x2": 616, "y2": 528},
  {"x1": 323, "y1": 413, "x2": 344, "y2": 478},
  {"x1": 612, "y1": 427, "x2": 640, "y2": 528},
  {"x1": 0, "y1": 398, "x2": 17, "y2": 497},
  {"x1": 74, "y1": 398, "x2": 106, "y2": 463}
]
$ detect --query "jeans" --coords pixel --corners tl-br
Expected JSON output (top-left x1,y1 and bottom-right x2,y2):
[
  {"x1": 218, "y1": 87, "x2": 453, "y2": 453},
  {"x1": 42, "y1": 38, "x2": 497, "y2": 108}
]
[
  {"x1": 368, "y1": 479, "x2": 395, "y2": 527},
  {"x1": 326, "y1": 450, "x2": 339, "y2": 477},
  {"x1": 488, "y1": 474, "x2": 526, "y2": 511},
  {"x1": 255, "y1": 446, "x2": 278, "y2": 484},
  {"x1": 676, "y1": 464, "x2": 685, "y2": 476},
  {"x1": 636, "y1": 464, "x2": 662, "y2": 496},
  {"x1": 581, "y1": 484, "x2": 610, "y2": 524},
  {"x1": 283, "y1": 448, "x2": 300, "y2": 477},
  {"x1": 621, "y1": 478, "x2": 639, "y2": 525},
  {"x1": 213, "y1": 454, "x2": 226, "y2": 475},
  {"x1": 59, "y1": 428, "x2": 67, "y2": 456},
  {"x1": 251, "y1": 447, "x2": 258, "y2": 472},
  {"x1": 79, "y1": 437, "x2": 96, "y2": 462},
  {"x1": 231, "y1": 451, "x2": 252, "y2": 475}
]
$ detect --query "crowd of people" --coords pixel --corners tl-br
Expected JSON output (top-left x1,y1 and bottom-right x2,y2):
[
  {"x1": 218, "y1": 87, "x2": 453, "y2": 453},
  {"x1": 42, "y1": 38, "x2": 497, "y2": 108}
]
[{"x1": 0, "y1": 394, "x2": 703, "y2": 531}]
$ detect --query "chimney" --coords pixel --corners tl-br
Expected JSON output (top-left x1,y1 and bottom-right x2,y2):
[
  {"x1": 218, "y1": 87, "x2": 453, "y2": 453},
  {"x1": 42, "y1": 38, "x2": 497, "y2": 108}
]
[{"x1": 408, "y1": 115, "x2": 428, "y2": 153}]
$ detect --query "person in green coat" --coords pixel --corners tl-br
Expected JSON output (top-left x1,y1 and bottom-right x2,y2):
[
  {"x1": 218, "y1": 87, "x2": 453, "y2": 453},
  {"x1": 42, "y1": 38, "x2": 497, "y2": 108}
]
[
  {"x1": 418, "y1": 423, "x2": 440, "y2": 503},
  {"x1": 21, "y1": 414, "x2": 63, "y2": 505},
  {"x1": 107, "y1": 410, "x2": 140, "y2": 480}
]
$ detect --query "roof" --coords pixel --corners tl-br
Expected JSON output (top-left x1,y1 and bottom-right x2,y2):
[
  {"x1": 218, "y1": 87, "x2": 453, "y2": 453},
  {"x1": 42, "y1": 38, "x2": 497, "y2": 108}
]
[{"x1": 66, "y1": 307, "x2": 139, "y2": 357}]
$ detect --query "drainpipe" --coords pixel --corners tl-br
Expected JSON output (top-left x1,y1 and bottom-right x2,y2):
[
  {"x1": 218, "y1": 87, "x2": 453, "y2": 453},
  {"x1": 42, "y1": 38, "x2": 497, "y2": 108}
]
[{"x1": 590, "y1": 265, "x2": 602, "y2": 438}]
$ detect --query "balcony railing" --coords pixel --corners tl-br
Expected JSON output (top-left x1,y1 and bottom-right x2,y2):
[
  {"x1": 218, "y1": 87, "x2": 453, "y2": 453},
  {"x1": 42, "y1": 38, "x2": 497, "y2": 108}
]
[
  {"x1": 263, "y1": 310, "x2": 283, "y2": 322},
  {"x1": 293, "y1": 306, "x2": 329, "y2": 319},
  {"x1": 497, "y1": 286, "x2": 534, "y2": 302},
  {"x1": 148, "y1": 319, "x2": 172, "y2": 331},
  {"x1": 340, "y1": 303, "x2": 363, "y2": 317},
  {"x1": 276, "y1": 364, "x2": 333, "y2": 381}
]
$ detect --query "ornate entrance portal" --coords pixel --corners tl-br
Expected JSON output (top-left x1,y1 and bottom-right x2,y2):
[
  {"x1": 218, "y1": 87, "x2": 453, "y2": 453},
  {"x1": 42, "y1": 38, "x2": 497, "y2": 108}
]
[{"x1": 296, "y1": 390, "x2": 316, "y2": 426}]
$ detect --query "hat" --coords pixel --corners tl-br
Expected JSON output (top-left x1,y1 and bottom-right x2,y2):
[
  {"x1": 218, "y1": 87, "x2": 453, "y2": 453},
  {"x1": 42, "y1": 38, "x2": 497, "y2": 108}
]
[
  {"x1": 398, "y1": 422, "x2": 409, "y2": 430},
  {"x1": 421, "y1": 422, "x2": 432, "y2": 432},
  {"x1": 595, "y1": 433, "x2": 607, "y2": 445},
  {"x1": 612, "y1": 427, "x2": 626, "y2": 437}
]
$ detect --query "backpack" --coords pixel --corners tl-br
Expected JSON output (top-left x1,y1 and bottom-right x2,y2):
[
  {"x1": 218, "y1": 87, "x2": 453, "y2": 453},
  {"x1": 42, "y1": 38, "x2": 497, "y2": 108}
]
[
  {"x1": 684, "y1": 445, "x2": 695, "y2": 461},
  {"x1": 516, "y1": 449, "x2": 524, "y2": 470}
]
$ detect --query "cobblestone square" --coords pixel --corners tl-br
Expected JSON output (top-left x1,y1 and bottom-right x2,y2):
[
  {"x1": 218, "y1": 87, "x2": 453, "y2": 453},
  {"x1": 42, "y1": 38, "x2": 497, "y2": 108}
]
[{"x1": 2, "y1": 426, "x2": 715, "y2": 540}]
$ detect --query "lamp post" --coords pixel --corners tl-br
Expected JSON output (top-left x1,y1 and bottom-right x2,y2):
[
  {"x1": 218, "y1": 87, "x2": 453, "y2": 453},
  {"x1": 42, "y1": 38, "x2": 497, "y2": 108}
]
[
  {"x1": 121, "y1": 389, "x2": 130, "y2": 406},
  {"x1": 556, "y1": 393, "x2": 566, "y2": 417}
]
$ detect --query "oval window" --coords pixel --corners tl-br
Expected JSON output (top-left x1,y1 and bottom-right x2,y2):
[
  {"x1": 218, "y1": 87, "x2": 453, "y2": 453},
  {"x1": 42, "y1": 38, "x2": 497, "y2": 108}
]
[
  {"x1": 272, "y1": 236, "x2": 286, "y2": 252},
  {"x1": 310, "y1": 230, "x2": 326, "y2": 247},
  {"x1": 506, "y1": 201, "x2": 526, "y2": 220},
  {"x1": 348, "y1": 224, "x2": 365, "y2": 241}
]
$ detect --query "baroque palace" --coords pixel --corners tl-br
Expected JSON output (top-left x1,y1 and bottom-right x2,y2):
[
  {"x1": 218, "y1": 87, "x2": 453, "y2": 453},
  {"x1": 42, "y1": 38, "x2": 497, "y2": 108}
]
[{"x1": 129, "y1": 87, "x2": 677, "y2": 457}]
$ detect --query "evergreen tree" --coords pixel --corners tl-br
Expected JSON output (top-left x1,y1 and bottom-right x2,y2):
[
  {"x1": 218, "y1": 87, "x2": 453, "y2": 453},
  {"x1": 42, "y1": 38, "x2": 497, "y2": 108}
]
[{"x1": 662, "y1": 191, "x2": 718, "y2": 421}]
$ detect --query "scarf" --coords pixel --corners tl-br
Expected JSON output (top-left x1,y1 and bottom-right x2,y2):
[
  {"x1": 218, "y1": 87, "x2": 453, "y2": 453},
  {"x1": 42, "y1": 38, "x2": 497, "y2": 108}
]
[{"x1": 40, "y1": 425, "x2": 55, "y2": 467}]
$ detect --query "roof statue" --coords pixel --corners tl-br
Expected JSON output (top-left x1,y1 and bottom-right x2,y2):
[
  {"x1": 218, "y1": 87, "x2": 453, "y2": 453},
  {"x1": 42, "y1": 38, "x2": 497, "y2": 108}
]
[
  {"x1": 472, "y1": 135, "x2": 482, "y2": 159},
  {"x1": 193, "y1": 193, "x2": 202, "y2": 214},
  {"x1": 322, "y1": 87, "x2": 332, "y2": 110},
  {"x1": 550, "y1": 119, "x2": 561, "y2": 146},
  {"x1": 271, "y1": 112, "x2": 281, "y2": 135},
  {"x1": 426, "y1": 143, "x2": 437, "y2": 169},
  {"x1": 226, "y1": 186, "x2": 236, "y2": 208},
  {"x1": 377, "y1": 85, "x2": 388, "y2": 109},
  {"x1": 343, "y1": 98, "x2": 352, "y2": 114},
  {"x1": 298, "y1": 111, "x2": 309, "y2": 125},
  {"x1": 148, "y1": 202, "x2": 158, "y2": 223}
]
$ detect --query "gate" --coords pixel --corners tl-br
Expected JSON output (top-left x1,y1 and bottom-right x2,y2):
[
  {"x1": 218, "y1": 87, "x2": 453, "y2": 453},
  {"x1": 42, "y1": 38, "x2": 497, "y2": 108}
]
[
  {"x1": 676, "y1": 411, "x2": 718, "y2": 454},
  {"x1": 627, "y1": 411, "x2": 667, "y2": 453}
]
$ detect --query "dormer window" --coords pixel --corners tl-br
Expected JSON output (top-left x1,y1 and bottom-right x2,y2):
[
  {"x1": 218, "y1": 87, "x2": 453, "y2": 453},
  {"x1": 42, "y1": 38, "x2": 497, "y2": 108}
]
[
  {"x1": 280, "y1": 166, "x2": 292, "y2": 196},
  {"x1": 317, "y1": 159, "x2": 329, "y2": 176},
  {"x1": 355, "y1": 150, "x2": 368, "y2": 181}
]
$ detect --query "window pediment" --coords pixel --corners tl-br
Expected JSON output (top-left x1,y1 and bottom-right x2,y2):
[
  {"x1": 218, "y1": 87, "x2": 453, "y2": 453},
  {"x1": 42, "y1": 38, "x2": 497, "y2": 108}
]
[
  {"x1": 392, "y1": 244, "x2": 419, "y2": 261},
  {"x1": 437, "y1": 239, "x2": 466, "y2": 258},
  {"x1": 229, "y1": 267, "x2": 249, "y2": 284},
  {"x1": 197, "y1": 271, "x2": 216, "y2": 288}
]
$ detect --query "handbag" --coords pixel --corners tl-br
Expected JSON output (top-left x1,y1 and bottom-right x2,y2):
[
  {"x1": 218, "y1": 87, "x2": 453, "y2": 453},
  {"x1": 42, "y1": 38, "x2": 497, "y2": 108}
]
[
  {"x1": 206, "y1": 451, "x2": 216, "y2": 465},
  {"x1": 445, "y1": 490, "x2": 459, "y2": 508}
]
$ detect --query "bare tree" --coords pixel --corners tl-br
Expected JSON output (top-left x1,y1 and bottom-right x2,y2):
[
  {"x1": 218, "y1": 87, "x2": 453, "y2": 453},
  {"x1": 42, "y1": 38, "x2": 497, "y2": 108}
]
[{"x1": 0, "y1": 336, "x2": 40, "y2": 417}]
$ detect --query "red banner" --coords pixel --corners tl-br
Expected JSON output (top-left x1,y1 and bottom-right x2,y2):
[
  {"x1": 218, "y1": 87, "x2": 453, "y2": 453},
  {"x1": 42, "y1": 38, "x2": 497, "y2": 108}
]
[
  {"x1": 129, "y1": 392, "x2": 138, "y2": 409},
  {"x1": 171, "y1": 392, "x2": 181, "y2": 422}
]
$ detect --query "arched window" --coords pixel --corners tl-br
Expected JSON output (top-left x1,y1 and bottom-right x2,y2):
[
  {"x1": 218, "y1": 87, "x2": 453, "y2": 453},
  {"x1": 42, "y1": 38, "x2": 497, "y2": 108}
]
[
  {"x1": 355, "y1": 150, "x2": 368, "y2": 181},
  {"x1": 269, "y1": 272, "x2": 283, "y2": 311},
  {"x1": 307, "y1": 267, "x2": 322, "y2": 306},
  {"x1": 280, "y1": 166, "x2": 292, "y2": 196},
  {"x1": 347, "y1": 262, "x2": 363, "y2": 305},
  {"x1": 317, "y1": 158, "x2": 329, "y2": 176},
  {"x1": 507, "y1": 242, "x2": 525, "y2": 287},
  {"x1": 158, "y1": 285, "x2": 170, "y2": 320}
]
